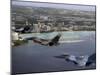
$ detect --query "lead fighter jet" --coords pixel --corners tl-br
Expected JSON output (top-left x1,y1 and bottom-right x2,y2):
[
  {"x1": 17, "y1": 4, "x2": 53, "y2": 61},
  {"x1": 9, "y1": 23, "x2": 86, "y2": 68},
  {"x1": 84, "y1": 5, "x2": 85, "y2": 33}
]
[
  {"x1": 25, "y1": 33, "x2": 61, "y2": 46},
  {"x1": 33, "y1": 33, "x2": 61, "y2": 46}
]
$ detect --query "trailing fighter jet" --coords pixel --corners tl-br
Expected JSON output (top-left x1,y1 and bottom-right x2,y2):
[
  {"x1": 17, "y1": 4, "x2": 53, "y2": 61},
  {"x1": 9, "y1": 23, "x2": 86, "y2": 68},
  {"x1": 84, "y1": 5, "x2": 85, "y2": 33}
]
[{"x1": 54, "y1": 53, "x2": 96, "y2": 67}]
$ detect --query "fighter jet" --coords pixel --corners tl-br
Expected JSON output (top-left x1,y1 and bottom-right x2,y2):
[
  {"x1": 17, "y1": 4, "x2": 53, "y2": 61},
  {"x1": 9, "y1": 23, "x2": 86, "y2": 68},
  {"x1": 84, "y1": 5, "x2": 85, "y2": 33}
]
[
  {"x1": 24, "y1": 33, "x2": 61, "y2": 46},
  {"x1": 32, "y1": 33, "x2": 61, "y2": 46},
  {"x1": 54, "y1": 53, "x2": 96, "y2": 67}
]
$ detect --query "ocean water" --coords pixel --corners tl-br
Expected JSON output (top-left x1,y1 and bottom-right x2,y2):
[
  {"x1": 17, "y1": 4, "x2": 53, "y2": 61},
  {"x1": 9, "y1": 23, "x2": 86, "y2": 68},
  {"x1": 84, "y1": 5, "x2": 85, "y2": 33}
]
[
  {"x1": 12, "y1": 31, "x2": 96, "y2": 74},
  {"x1": 20, "y1": 31, "x2": 95, "y2": 41}
]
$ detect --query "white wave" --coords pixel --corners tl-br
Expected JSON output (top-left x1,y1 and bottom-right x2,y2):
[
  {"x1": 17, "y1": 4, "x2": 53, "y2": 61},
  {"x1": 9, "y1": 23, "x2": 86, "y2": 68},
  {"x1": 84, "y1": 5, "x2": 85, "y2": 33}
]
[{"x1": 59, "y1": 40, "x2": 84, "y2": 43}]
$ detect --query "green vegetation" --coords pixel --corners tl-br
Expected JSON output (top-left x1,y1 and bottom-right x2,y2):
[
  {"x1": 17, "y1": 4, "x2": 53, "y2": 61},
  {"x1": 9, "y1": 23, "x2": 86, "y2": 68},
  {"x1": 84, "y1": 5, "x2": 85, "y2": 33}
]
[{"x1": 13, "y1": 40, "x2": 28, "y2": 46}]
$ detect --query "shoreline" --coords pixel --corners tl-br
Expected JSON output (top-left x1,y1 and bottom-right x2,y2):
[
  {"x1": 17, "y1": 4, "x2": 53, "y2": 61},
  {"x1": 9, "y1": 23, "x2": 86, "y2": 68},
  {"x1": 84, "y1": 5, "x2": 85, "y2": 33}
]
[{"x1": 19, "y1": 30, "x2": 96, "y2": 34}]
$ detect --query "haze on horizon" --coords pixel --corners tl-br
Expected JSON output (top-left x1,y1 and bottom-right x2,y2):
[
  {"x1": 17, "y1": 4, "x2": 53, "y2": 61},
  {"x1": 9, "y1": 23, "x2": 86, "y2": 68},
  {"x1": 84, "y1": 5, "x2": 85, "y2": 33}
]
[{"x1": 12, "y1": 0, "x2": 95, "y2": 11}]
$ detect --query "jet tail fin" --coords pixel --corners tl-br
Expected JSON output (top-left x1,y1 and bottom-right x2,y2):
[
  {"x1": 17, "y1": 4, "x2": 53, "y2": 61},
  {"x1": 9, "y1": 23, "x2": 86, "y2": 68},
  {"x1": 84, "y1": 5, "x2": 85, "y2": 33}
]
[{"x1": 48, "y1": 33, "x2": 61, "y2": 46}]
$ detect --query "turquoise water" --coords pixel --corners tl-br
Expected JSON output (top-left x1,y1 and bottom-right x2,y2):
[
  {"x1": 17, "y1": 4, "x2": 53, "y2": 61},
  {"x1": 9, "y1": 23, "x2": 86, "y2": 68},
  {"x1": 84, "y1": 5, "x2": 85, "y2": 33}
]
[{"x1": 20, "y1": 31, "x2": 95, "y2": 42}]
